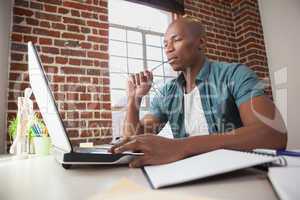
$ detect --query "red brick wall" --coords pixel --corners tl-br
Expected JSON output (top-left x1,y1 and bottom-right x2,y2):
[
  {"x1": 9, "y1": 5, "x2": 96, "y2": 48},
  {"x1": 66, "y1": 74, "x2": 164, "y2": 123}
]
[
  {"x1": 7, "y1": 0, "x2": 111, "y2": 147},
  {"x1": 231, "y1": 0, "x2": 271, "y2": 96},
  {"x1": 184, "y1": 0, "x2": 272, "y2": 96},
  {"x1": 6, "y1": 0, "x2": 271, "y2": 149},
  {"x1": 185, "y1": 0, "x2": 239, "y2": 63}
]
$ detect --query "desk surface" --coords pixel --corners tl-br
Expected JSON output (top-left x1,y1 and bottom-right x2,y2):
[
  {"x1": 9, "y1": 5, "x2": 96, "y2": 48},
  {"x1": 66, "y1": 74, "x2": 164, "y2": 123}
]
[{"x1": 0, "y1": 155, "x2": 278, "y2": 200}]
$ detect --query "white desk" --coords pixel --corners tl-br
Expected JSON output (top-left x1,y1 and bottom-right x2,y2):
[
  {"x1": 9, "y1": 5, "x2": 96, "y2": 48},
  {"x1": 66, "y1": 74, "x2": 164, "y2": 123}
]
[{"x1": 0, "y1": 155, "x2": 278, "y2": 200}]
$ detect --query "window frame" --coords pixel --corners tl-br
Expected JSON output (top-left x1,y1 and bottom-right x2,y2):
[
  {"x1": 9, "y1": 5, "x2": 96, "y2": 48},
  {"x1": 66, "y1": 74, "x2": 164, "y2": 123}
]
[{"x1": 109, "y1": 23, "x2": 177, "y2": 111}]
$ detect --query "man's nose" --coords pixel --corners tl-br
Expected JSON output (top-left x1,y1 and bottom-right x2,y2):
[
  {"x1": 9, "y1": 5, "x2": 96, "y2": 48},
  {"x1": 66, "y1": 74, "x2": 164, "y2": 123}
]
[{"x1": 164, "y1": 42, "x2": 174, "y2": 53}]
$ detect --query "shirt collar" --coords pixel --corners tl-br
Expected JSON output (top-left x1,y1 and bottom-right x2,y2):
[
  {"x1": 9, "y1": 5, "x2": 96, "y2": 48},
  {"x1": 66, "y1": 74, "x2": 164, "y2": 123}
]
[{"x1": 176, "y1": 57, "x2": 211, "y2": 86}]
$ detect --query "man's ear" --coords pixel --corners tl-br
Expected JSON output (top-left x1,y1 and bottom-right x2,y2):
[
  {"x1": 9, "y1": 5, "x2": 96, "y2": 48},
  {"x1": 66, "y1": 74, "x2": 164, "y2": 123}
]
[{"x1": 198, "y1": 37, "x2": 206, "y2": 51}]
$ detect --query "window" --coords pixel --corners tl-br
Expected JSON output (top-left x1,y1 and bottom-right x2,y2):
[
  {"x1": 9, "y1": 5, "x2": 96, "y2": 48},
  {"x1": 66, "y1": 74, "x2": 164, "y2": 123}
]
[
  {"x1": 108, "y1": 0, "x2": 177, "y2": 111},
  {"x1": 108, "y1": 0, "x2": 175, "y2": 138}
]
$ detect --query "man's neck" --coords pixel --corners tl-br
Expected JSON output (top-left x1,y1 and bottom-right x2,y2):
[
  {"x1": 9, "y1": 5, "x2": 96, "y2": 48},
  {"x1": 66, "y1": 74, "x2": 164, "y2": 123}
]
[{"x1": 183, "y1": 56, "x2": 205, "y2": 93}]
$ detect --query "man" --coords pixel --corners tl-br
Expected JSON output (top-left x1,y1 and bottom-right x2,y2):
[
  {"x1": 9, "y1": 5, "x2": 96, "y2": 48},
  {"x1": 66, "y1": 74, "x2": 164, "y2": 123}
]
[{"x1": 110, "y1": 17, "x2": 287, "y2": 168}]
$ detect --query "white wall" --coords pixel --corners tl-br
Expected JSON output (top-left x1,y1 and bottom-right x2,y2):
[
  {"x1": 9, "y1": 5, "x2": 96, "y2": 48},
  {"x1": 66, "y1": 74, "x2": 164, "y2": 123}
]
[
  {"x1": 0, "y1": 0, "x2": 12, "y2": 153},
  {"x1": 258, "y1": 0, "x2": 300, "y2": 149}
]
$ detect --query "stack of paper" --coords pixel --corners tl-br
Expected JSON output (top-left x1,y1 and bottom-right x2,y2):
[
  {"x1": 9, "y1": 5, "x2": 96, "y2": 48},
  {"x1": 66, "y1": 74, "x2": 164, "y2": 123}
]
[
  {"x1": 268, "y1": 167, "x2": 300, "y2": 200},
  {"x1": 143, "y1": 149, "x2": 279, "y2": 189}
]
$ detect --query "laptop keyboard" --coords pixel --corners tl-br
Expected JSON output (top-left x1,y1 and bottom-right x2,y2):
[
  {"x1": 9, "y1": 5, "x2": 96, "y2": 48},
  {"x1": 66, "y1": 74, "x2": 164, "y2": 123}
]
[
  {"x1": 74, "y1": 145, "x2": 144, "y2": 155},
  {"x1": 74, "y1": 144, "x2": 112, "y2": 154}
]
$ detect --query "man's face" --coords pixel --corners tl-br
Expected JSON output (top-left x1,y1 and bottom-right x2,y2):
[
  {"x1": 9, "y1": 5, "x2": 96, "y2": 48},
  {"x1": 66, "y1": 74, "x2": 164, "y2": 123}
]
[{"x1": 163, "y1": 21, "x2": 201, "y2": 71}]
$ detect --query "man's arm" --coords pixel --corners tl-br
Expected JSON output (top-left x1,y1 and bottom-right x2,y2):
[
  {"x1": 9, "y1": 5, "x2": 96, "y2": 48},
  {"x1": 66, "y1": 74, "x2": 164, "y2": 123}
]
[
  {"x1": 123, "y1": 101, "x2": 163, "y2": 137},
  {"x1": 122, "y1": 70, "x2": 164, "y2": 137},
  {"x1": 177, "y1": 64, "x2": 287, "y2": 156},
  {"x1": 174, "y1": 95, "x2": 287, "y2": 157},
  {"x1": 112, "y1": 95, "x2": 287, "y2": 168},
  {"x1": 122, "y1": 96, "x2": 142, "y2": 138}
]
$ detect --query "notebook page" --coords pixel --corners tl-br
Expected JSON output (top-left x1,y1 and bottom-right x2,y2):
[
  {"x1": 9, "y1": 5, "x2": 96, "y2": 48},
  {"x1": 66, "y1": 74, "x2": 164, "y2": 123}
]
[
  {"x1": 144, "y1": 149, "x2": 278, "y2": 189},
  {"x1": 268, "y1": 167, "x2": 300, "y2": 200}
]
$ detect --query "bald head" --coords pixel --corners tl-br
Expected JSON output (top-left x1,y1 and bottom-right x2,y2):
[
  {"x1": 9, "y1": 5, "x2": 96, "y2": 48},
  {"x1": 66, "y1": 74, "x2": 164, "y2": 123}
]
[
  {"x1": 167, "y1": 16, "x2": 206, "y2": 39},
  {"x1": 163, "y1": 16, "x2": 206, "y2": 72}
]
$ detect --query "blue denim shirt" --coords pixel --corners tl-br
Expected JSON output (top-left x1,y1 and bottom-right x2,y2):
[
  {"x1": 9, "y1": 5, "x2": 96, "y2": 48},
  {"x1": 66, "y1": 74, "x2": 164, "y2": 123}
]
[{"x1": 149, "y1": 58, "x2": 265, "y2": 138}]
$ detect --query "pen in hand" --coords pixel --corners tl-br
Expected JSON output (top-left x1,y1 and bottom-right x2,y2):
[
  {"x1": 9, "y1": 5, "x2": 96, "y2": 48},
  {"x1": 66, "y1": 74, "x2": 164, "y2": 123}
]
[{"x1": 150, "y1": 60, "x2": 168, "y2": 72}]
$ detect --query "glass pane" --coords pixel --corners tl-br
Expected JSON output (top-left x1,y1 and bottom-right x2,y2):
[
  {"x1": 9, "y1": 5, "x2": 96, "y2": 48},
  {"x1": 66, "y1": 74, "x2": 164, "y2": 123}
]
[
  {"x1": 162, "y1": 50, "x2": 168, "y2": 62},
  {"x1": 147, "y1": 60, "x2": 163, "y2": 76},
  {"x1": 109, "y1": 56, "x2": 127, "y2": 73},
  {"x1": 109, "y1": 27, "x2": 126, "y2": 41},
  {"x1": 111, "y1": 89, "x2": 127, "y2": 107},
  {"x1": 146, "y1": 34, "x2": 162, "y2": 47},
  {"x1": 108, "y1": 0, "x2": 171, "y2": 33},
  {"x1": 128, "y1": 58, "x2": 144, "y2": 74},
  {"x1": 164, "y1": 63, "x2": 177, "y2": 77},
  {"x1": 146, "y1": 46, "x2": 162, "y2": 61},
  {"x1": 110, "y1": 73, "x2": 128, "y2": 89},
  {"x1": 128, "y1": 43, "x2": 143, "y2": 58},
  {"x1": 109, "y1": 40, "x2": 126, "y2": 57},
  {"x1": 127, "y1": 30, "x2": 142, "y2": 44}
]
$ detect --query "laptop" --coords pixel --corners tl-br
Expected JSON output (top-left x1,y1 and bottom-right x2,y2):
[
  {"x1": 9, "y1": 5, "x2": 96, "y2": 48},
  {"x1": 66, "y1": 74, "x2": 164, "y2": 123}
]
[{"x1": 28, "y1": 42, "x2": 141, "y2": 169}]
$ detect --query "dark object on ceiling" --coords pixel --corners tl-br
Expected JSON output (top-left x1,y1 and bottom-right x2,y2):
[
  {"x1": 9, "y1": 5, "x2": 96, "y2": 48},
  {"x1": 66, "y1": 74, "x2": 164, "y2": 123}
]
[{"x1": 125, "y1": 0, "x2": 185, "y2": 14}]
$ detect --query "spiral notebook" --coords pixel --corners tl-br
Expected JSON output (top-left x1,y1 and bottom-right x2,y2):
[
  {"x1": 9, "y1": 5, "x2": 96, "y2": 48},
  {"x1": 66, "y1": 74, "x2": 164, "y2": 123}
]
[
  {"x1": 143, "y1": 149, "x2": 286, "y2": 189},
  {"x1": 268, "y1": 167, "x2": 300, "y2": 200}
]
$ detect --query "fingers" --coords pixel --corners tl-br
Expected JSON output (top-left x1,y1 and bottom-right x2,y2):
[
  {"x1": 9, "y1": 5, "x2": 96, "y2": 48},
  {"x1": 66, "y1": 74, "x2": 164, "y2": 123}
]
[
  {"x1": 110, "y1": 134, "x2": 154, "y2": 168},
  {"x1": 140, "y1": 71, "x2": 146, "y2": 84},
  {"x1": 113, "y1": 139, "x2": 139, "y2": 153},
  {"x1": 130, "y1": 74, "x2": 136, "y2": 85},
  {"x1": 144, "y1": 70, "x2": 153, "y2": 83},
  {"x1": 135, "y1": 73, "x2": 140, "y2": 86},
  {"x1": 110, "y1": 136, "x2": 140, "y2": 154},
  {"x1": 110, "y1": 135, "x2": 148, "y2": 154},
  {"x1": 129, "y1": 71, "x2": 153, "y2": 86},
  {"x1": 127, "y1": 78, "x2": 134, "y2": 90},
  {"x1": 109, "y1": 137, "x2": 131, "y2": 153},
  {"x1": 129, "y1": 157, "x2": 146, "y2": 168}
]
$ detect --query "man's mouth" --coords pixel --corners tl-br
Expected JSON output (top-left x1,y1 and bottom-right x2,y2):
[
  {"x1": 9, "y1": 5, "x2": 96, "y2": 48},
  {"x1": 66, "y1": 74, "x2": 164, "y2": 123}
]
[{"x1": 167, "y1": 57, "x2": 178, "y2": 63}]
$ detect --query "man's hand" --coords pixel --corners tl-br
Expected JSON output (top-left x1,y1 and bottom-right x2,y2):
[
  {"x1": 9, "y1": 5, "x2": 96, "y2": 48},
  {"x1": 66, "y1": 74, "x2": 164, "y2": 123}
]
[
  {"x1": 127, "y1": 70, "x2": 153, "y2": 100},
  {"x1": 123, "y1": 70, "x2": 153, "y2": 138},
  {"x1": 110, "y1": 134, "x2": 185, "y2": 168}
]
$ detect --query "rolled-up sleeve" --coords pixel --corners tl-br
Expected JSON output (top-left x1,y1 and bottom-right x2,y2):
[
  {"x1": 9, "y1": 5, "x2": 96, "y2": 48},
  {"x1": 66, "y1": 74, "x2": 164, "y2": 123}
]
[
  {"x1": 149, "y1": 90, "x2": 168, "y2": 124},
  {"x1": 229, "y1": 64, "x2": 265, "y2": 107}
]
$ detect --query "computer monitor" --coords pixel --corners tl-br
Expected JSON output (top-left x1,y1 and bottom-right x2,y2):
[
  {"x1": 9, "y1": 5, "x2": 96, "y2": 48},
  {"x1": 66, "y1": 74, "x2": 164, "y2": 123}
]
[{"x1": 28, "y1": 41, "x2": 72, "y2": 153}]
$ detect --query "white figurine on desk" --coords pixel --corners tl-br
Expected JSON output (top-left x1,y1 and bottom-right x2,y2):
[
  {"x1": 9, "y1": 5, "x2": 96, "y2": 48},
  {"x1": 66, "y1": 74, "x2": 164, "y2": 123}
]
[{"x1": 9, "y1": 88, "x2": 34, "y2": 159}]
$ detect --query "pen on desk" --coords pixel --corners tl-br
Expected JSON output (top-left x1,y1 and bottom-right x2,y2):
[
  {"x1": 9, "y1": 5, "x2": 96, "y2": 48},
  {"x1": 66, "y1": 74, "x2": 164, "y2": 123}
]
[
  {"x1": 31, "y1": 125, "x2": 40, "y2": 137},
  {"x1": 34, "y1": 124, "x2": 41, "y2": 136},
  {"x1": 254, "y1": 149, "x2": 300, "y2": 157},
  {"x1": 32, "y1": 123, "x2": 43, "y2": 137},
  {"x1": 36, "y1": 123, "x2": 43, "y2": 135},
  {"x1": 277, "y1": 149, "x2": 300, "y2": 157}
]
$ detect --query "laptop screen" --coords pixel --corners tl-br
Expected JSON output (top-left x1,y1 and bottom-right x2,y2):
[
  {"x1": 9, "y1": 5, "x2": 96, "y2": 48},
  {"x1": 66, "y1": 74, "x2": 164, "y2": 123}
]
[{"x1": 28, "y1": 42, "x2": 72, "y2": 153}]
